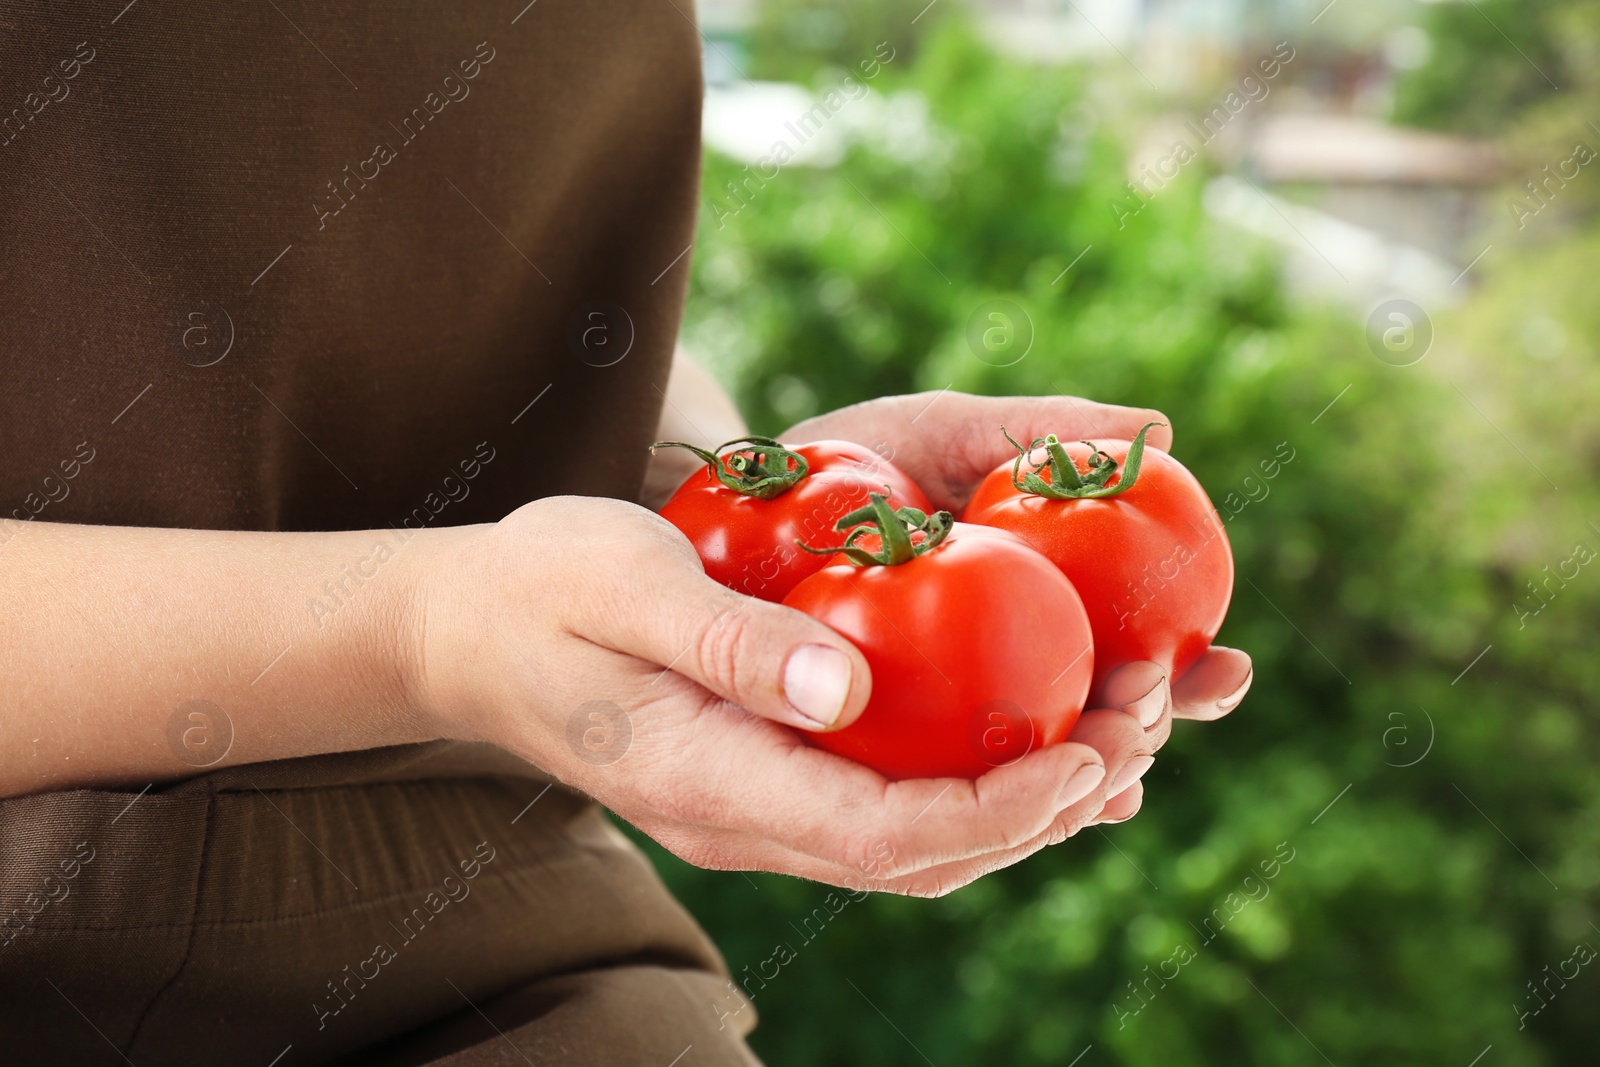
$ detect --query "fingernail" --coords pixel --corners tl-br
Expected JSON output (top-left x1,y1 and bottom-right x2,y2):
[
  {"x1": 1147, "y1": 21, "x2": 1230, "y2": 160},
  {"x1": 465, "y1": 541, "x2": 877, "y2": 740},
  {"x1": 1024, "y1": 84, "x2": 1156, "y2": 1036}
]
[
  {"x1": 1090, "y1": 780, "x2": 1146, "y2": 826},
  {"x1": 1108, "y1": 754, "x2": 1154, "y2": 795},
  {"x1": 1123, "y1": 676, "x2": 1168, "y2": 729},
  {"x1": 1217, "y1": 667, "x2": 1253, "y2": 714},
  {"x1": 1055, "y1": 761, "x2": 1106, "y2": 808},
  {"x1": 782, "y1": 645, "x2": 852, "y2": 729}
]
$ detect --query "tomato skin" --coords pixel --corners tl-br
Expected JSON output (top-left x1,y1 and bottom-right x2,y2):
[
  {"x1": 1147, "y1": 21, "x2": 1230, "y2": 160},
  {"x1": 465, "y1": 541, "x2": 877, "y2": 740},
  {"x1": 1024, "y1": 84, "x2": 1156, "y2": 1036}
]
[
  {"x1": 782, "y1": 523, "x2": 1093, "y2": 780},
  {"x1": 659, "y1": 441, "x2": 930, "y2": 603},
  {"x1": 963, "y1": 440, "x2": 1233, "y2": 703}
]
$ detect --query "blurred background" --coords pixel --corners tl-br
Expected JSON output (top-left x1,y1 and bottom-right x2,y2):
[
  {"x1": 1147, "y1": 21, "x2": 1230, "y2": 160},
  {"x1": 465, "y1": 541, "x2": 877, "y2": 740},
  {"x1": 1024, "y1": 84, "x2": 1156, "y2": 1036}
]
[{"x1": 631, "y1": 1, "x2": 1600, "y2": 1063}]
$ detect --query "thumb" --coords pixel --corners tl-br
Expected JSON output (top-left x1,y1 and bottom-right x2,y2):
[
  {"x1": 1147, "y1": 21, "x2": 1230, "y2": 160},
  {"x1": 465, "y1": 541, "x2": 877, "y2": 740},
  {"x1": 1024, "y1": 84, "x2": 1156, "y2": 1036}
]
[{"x1": 583, "y1": 544, "x2": 873, "y2": 733}]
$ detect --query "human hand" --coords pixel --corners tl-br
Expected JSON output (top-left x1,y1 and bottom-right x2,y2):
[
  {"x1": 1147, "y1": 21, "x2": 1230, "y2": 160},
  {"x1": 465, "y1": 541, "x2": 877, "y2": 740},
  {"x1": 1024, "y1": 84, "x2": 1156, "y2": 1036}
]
[
  {"x1": 783, "y1": 391, "x2": 1254, "y2": 824},
  {"x1": 407, "y1": 495, "x2": 1160, "y2": 896}
]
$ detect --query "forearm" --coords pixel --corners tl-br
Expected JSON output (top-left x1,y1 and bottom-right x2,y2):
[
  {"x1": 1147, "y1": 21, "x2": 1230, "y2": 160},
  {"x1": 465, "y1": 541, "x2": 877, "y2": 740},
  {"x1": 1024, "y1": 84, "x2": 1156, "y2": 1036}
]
[
  {"x1": 0, "y1": 353, "x2": 743, "y2": 798},
  {"x1": 0, "y1": 518, "x2": 434, "y2": 798}
]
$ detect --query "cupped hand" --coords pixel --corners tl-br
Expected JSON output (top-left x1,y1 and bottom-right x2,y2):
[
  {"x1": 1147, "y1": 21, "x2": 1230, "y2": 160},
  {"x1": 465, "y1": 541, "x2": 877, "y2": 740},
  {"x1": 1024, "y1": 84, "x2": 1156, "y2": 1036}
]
[
  {"x1": 783, "y1": 391, "x2": 1253, "y2": 824},
  {"x1": 407, "y1": 496, "x2": 1158, "y2": 896}
]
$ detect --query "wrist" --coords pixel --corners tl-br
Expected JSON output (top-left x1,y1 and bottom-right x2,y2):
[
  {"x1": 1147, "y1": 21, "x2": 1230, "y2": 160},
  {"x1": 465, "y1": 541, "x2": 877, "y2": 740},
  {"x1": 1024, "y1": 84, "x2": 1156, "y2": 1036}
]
[
  {"x1": 371, "y1": 524, "x2": 460, "y2": 744},
  {"x1": 379, "y1": 521, "x2": 500, "y2": 745}
]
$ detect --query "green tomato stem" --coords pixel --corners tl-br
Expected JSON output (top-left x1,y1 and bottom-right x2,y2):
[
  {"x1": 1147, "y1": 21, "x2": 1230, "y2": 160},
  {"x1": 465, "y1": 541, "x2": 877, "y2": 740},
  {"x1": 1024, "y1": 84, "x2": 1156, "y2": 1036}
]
[
  {"x1": 1001, "y1": 421, "x2": 1164, "y2": 500},
  {"x1": 797, "y1": 492, "x2": 954, "y2": 567},
  {"x1": 650, "y1": 435, "x2": 810, "y2": 499}
]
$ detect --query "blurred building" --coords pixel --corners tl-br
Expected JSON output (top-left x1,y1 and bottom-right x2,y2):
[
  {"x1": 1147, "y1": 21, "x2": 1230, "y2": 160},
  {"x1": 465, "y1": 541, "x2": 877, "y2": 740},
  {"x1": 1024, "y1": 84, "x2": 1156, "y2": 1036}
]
[{"x1": 1241, "y1": 114, "x2": 1503, "y2": 262}]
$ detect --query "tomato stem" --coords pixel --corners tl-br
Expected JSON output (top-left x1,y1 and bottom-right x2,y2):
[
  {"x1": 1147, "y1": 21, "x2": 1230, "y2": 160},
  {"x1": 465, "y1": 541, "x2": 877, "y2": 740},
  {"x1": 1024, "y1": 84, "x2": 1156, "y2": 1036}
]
[
  {"x1": 650, "y1": 435, "x2": 810, "y2": 499},
  {"x1": 1001, "y1": 421, "x2": 1163, "y2": 500},
  {"x1": 796, "y1": 492, "x2": 953, "y2": 567}
]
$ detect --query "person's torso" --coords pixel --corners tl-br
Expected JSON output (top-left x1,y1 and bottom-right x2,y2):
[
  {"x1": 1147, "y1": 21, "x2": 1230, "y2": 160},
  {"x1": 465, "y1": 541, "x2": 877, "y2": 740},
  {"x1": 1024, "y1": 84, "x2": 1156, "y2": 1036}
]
[{"x1": 0, "y1": 0, "x2": 703, "y2": 531}]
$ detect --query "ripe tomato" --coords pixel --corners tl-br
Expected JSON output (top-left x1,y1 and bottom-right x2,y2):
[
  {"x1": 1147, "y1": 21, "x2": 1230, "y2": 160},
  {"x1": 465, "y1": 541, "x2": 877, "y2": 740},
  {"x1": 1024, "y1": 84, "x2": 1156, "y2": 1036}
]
[
  {"x1": 963, "y1": 424, "x2": 1233, "y2": 703},
  {"x1": 655, "y1": 436, "x2": 931, "y2": 602},
  {"x1": 783, "y1": 498, "x2": 1093, "y2": 780}
]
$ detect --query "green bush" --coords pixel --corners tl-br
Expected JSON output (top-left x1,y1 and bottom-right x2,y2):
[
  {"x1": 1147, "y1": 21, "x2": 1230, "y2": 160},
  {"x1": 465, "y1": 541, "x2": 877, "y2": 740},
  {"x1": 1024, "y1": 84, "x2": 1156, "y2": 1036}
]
[
  {"x1": 1392, "y1": 0, "x2": 1571, "y2": 135},
  {"x1": 632, "y1": 21, "x2": 1600, "y2": 1066}
]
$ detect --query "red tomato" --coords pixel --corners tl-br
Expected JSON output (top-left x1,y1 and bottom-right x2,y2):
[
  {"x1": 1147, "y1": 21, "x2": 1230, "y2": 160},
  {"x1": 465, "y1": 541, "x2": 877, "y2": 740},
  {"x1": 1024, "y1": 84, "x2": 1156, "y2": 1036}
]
[
  {"x1": 783, "y1": 503, "x2": 1093, "y2": 781},
  {"x1": 656, "y1": 436, "x2": 931, "y2": 602},
  {"x1": 963, "y1": 424, "x2": 1233, "y2": 703}
]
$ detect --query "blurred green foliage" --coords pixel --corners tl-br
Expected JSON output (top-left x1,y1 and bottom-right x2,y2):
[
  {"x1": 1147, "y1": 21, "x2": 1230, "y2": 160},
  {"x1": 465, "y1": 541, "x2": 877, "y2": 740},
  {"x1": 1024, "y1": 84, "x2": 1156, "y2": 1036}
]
[
  {"x1": 744, "y1": 0, "x2": 949, "y2": 82},
  {"x1": 1393, "y1": 0, "x2": 1571, "y2": 134},
  {"x1": 635, "y1": 12, "x2": 1600, "y2": 1066}
]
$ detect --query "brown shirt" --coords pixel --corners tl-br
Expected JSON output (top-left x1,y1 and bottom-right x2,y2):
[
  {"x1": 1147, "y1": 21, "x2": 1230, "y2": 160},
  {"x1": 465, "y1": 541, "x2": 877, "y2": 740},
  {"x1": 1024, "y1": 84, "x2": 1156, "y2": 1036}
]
[{"x1": 1, "y1": 1, "x2": 699, "y2": 532}]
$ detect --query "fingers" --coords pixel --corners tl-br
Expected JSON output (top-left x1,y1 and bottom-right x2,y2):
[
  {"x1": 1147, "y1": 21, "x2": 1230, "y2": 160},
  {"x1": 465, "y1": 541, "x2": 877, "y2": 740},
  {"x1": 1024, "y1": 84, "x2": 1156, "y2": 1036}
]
[
  {"x1": 1069, "y1": 661, "x2": 1180, "y2": 830},
  {"x1": 653, "y1": 706, "x2": 1110, "y2": 878},
  {"x1": 1090, "y1": 779, "x2": 1145, "y2": 826},
  {"x1": 1065, "y1": 708, "x2": 1154, "y2": 789},
  {"x1": 1061, "y1": 706, "x2": 1156, "y2": 834},
  {"x1": 1172, "y1": 646, "x2": 1252, "y2": 721},
  {"x1": 635, "y1": 710, "x2": 1151, "y2": 897},
  {"x1": 641, "y1": 738, "x2": 1123, "y2": 898},
  {"x1": 782, "y1": 392, "x2": 1173, "y2": 511},
  {"x1": 832, "y1": 738, "x2": 1109, "y2": 876},
  {"x1": 1103, "y1": 661, "x2": 1170, "y2": 730},
  {"x1": 866, "y1": 833, "x2": 1058, "y2": 898},
  {"x1": 844, "y1": 775, "x2": 1119, "y2": 898},
  {"x1": 934, "y1": 394, "x2": 1174, "y2": 509},
  {"x1": 857, "y1": 772, "x2": 1145, "y2": 896},
  {"x1": 577, "y1": 534, "x2": 874, "y2": 733},
  {"x1": 649, "y1": 818, "x2": 1058, "y2": 900},
  {"x1": 891, "y1": 770, "x2": 1149, "y2": 897},
  {"x1": 1136, "y1": 709, "x2": 1172, "y2": 754},
  {"x1": 637, "y1": 655, "x2": 1201, "y2": 895},
  {"x1": 1103, "y1": 661, "x2": 1174, "y2": 758},
  {"x1": 994, "y1": 394, "x2": 1174, "y2": 453},
  {"x1": 665, "y1": 735, "x2": 1152, "y2": 895}
]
